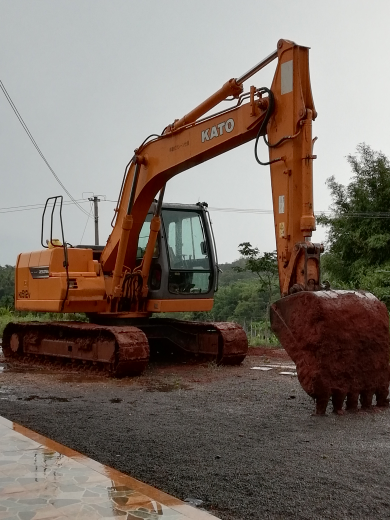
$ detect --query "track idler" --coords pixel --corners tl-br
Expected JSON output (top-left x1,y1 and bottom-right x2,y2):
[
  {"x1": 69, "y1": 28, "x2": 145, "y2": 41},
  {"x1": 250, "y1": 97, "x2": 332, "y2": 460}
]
[{"x1": 270, "y1": 290, "x2": 390, "y2": 414}]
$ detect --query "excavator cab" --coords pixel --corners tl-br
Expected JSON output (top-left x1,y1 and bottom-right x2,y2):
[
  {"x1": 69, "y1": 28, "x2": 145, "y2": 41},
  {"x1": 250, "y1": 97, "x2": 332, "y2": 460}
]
[{"x1": 139, "y1": 202, "x2": 218, "y2": 301}]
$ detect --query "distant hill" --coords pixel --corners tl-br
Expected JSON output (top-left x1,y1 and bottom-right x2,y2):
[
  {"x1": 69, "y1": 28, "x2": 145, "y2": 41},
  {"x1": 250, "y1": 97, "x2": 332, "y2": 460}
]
[{"x1": 217, "y1": 258, "x2": 257, "y2": 287}]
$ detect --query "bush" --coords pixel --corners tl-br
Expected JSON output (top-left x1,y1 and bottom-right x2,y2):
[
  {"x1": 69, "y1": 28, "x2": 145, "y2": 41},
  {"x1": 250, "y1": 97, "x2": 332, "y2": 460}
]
[{"x1": 245, "y1": 320, "x2": 280, "y2": 347}]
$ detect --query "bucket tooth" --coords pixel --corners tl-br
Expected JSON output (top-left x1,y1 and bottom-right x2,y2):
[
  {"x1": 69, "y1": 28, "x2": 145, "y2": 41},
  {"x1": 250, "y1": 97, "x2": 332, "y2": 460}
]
[
  {"x1": 316, "y1": 393, "x2": 331, "y2": 415},
  {"x1": 346, "y1": 392, "x2": 359, "y2": 412},
  {"x1": 332, "y1": 391, "x2": 347, "y2": 414},
  {"x1": 360, "y1": 390, "x2": 374, "y2": 410},
  {"x1": 375, "y1": 389, "x2": 390, "y2": 408},
  {"x1": 270, "y1": 290, "x2": 390, "y2": 412}
]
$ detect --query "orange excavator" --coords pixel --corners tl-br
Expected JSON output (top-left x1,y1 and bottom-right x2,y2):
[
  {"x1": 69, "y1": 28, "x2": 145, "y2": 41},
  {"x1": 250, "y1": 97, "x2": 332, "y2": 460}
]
[{"x1": 4, "y1": 40, "x2": 389, "y2": 413}]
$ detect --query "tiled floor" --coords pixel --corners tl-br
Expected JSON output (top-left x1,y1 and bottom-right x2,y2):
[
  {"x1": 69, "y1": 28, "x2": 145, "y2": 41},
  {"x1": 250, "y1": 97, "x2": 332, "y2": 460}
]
[{"x1": 0, "y1": 416, "x2": 218, "y2": 520}]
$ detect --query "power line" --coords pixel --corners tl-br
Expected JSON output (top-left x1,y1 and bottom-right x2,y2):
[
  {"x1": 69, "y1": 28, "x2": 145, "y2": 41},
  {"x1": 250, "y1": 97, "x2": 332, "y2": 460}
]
[
  {"x1": 0, "y1": 199, "x2": 88, "y2": 211},
  {"x1": 0, "y1": 199, "x2": 90, "y2": 214},
  {"x1": 79, "y1": 200, "x2": 94, "y2": 243},
  {"x1": 2, "y1": 195, "x2": 390, "y2": 220},
  {"x1": 0, "y1": 79, "x2": 90, "y2": 217},
  {"x1": 2, "y1": 82, "x2": 389, "y2": 222},
  {"x1": 208, "y1": 207, "x2": 273, "y2": 214},
  {"x1": 207, "y1": 207, "x2": 390, "y2": 218}
]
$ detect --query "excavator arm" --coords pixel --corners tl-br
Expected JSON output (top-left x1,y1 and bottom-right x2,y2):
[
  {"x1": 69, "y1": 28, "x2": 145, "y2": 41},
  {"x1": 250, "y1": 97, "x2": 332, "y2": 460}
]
[
  {"x1": 101, "y1": 39, "x2": 320, "y2": 305},
  {"x1": 101, "y1": 39, "x2": 389, "y2": 414}
]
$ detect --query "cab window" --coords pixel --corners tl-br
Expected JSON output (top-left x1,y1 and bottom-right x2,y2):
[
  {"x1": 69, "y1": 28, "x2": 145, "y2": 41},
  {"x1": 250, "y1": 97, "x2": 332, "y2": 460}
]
[{"x1": 162, "y1": 209, "x2": 212, "y2": 294}]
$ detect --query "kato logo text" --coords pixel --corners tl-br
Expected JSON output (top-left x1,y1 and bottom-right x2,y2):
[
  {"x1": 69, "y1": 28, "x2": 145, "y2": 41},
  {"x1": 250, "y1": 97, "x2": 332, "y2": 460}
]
[{"x1": 201, "y1": 118, "x2": 235, "y2": 143}]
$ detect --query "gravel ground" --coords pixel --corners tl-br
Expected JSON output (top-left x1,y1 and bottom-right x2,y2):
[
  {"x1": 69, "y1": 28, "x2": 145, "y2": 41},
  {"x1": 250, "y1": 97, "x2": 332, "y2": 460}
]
[{"x1": 1, "y1": 349, "x2": 390, "y2": 520}]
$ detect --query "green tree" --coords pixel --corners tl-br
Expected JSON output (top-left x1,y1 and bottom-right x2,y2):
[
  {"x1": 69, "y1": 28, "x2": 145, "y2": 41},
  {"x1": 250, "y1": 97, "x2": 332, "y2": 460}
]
[
  {"x1": 0, "y1": 265, "x2": 15, "y2": 308},
  {"x1": 177, "y1": 280, "x2": 267, "y2": 324},
  {"x1": 211, "y1": 281, "x2": 268, "y2": 322},
  {"x1": 234, "y1": 243, "x2": 279, "y2": 309},
  {"x1": 217, "y1": 258, "x2": 257, "y2": 287},
  {"x1": 318, "y1": 143, "x2": 390, "y2": 304}
]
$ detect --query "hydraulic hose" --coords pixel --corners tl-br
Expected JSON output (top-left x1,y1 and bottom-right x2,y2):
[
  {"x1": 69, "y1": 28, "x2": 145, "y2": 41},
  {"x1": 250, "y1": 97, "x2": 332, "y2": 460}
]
[
  {"x1": 254, "y1": 87, "x2": 281, "y2": 166},
  {"x1": 255, "y1": 86, "x2": 303, "y2": 166}
]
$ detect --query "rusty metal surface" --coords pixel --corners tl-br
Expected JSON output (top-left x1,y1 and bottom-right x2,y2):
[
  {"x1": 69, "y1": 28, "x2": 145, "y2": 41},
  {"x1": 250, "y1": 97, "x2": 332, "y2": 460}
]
[
  {"x1": 3, "y1": 319, "x2": 248, "y2": 377},
  {"x1": 271, "y1": 290, "x2": 390, "y2": 414},
  {"x1": 2, "y1": 322, "x2": 149, "y2": 377},
  {"x1": 209, "y1": 322, "x2": 248, "y2": 365}
]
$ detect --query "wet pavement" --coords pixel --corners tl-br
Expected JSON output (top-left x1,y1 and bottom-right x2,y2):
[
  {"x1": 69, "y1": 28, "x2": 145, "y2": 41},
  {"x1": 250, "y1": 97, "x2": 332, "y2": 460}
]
[
  {"x1": 1, "y1": 347, "x2": 390, "y2": 519},
  {"x1": 0, "y1": 416, "x2": 218, "y2": 519}
]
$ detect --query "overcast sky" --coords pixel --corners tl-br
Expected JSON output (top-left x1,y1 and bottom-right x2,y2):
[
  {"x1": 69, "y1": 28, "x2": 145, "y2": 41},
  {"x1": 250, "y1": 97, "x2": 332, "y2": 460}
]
[{"x1": 1, "y1": 0, "x2": 390, "y2": 266}]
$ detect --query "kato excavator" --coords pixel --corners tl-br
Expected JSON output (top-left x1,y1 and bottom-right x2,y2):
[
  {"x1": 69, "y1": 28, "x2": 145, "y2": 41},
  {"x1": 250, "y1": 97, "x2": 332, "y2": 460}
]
[{"x1": 4, "y1": 39, "x2": 389, "y2": 413}]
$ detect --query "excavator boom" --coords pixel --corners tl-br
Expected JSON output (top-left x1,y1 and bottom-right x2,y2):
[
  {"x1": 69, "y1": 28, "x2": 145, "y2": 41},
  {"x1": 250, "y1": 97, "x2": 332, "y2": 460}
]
[{"x1": 101, "y1": 41, "x2": 320, "y2": 305}]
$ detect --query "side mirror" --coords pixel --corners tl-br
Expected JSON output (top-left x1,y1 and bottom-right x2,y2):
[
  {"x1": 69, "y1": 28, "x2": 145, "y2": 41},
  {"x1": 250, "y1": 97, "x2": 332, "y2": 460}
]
[{"x1": 200, "y1": 241, "x2": 207, "y2": 255}]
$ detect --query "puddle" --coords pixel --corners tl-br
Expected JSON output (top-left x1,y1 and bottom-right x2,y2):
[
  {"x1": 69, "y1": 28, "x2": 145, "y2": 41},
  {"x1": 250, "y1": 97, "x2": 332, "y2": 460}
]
[
  {"x1": 0, "y1": 363, "x2": 107, "y2": 380},
  {"x1": 251, "y1": 365, "x2": 297, "y2": 372},
  {"x1": 20, "y1": 395, "x2": 71, "y2": 402},
  {"x1": 251, "y1": 365, "x2": 297, "y2": 376},
  {"x1": 1, "y1": 366, "x2": 31, "y2": 373},
  {"x1": 1, "y1": 365, "x2": 54, "y2": 375},
  {"x1": 145, "y1": 381, "x2": 191, "y2": 392},
  {"x1": 0, "y1": 395, "x2": 18, "y2": 401},
  {"x1": 0, "y1": 385, "x2": 14, "y2": 394},
  {"x1": 59, "y1": 375, "x2": 105, "y2": 383},
  {"x1": 264, "y1": 364, "x2": 296, "y2": 369}
]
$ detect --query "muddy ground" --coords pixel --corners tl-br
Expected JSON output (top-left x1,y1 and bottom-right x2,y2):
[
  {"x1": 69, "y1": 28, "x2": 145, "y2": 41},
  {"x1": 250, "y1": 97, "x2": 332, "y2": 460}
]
[{"x1": 1, "y1": 347, "x2": 390, "y2": 520}]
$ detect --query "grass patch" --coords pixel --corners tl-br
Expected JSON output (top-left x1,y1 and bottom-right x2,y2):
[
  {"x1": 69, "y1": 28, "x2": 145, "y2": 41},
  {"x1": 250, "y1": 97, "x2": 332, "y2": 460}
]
[
  {"x1": 0, "y1": 308, "x2": 87, "y2": 337},
  {"x1": 248, "y1": 337, "x2": 281, "y2": 348}
]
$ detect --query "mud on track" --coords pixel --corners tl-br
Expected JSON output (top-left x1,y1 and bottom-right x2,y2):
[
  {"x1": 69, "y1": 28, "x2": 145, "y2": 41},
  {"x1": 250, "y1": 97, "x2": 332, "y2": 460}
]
[{"x1": 1, "y1": 347, "x2": 390, "y2": 520}]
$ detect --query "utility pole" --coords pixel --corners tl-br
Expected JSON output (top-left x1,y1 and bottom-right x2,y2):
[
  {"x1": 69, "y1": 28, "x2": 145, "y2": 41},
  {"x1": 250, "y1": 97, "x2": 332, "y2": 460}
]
[{"x1": 88, "y1": 196, "x2": 101, "y2": 245}]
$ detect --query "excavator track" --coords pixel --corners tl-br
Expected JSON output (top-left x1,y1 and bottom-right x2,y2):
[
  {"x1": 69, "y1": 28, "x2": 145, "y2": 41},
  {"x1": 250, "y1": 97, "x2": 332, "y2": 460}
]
[
  {"x1": 92, "y1": 318, "x2": 249, "y2": 365},
  {"x1": 89, "y1": 317, "x2": 248, "y2": 365},
  {"x1": 211, "y1": 321, "x2": 249, "y2": 365},
  {"x1": 2, "y1": 322, "x2": 150, "y2": 377}
]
